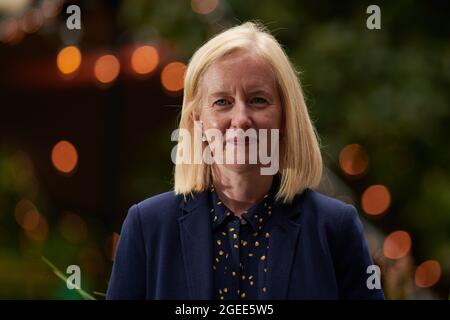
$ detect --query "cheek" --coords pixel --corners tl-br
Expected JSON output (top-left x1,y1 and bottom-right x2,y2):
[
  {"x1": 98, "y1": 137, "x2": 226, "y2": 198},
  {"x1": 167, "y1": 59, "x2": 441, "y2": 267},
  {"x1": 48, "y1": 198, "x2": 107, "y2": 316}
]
[
  {"x1": 257, "y1": 106, "x2": 283, "y2": 129},
  {"x1": 200, "y1": 110, "x2": 228, "y2": 133},
  {"x1": 274, "y1": 109, "x2": 283, "y2": 128}
]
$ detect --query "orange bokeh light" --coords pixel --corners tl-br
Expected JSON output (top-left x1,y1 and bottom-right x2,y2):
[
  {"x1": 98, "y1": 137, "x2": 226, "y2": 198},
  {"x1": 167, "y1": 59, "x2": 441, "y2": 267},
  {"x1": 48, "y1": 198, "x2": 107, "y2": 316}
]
[
  {"x1": 15, "y1": 199, "x2": 38, "y2": 230},
  {"x1": 14, "y1": 199, "x2": 48, "y2": 241},
  {"x1": 51, "y1": 140, "x2": 78, "y2": 174},
  {"x1": 191, "y1": 0, "x2": 219, "y2": 14},
  {"x1": 383, "y1": 230, "x2": 411, "y2": 260},
  {"x1": 21, "y1": 209, "x2": 40, "y2": 231},
  {"x1": 339, "y1": 144, "x2": 369, "y2": 176},
  {"x1": 25, "y1": 215, "x2": 48, "y2": 242},
  {"x1": 94, "y1": 54, "x2": 120, "y2": 84},
  {"x1": 131, "y1": 45, "x2": 159, "y2": 75},
  {"x1": 56, "y1": 46, "x2": 82, "y2": 75},
  {"x1": 361, "y1": 184, "x2": 391, "y2": 215},
  {"x1": 161, "y1": 62, "x2": 186, "y2": 92},
  {"x1": 415, "y1": 260, "x2": 441, "y2": 288}
]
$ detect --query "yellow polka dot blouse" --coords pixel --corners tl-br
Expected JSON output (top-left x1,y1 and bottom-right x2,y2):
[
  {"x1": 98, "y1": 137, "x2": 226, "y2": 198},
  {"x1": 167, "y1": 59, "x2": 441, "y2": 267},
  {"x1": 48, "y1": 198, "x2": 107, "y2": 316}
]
[{"x1": 209, "y1": 184, "x2": 275, "y2": 300}]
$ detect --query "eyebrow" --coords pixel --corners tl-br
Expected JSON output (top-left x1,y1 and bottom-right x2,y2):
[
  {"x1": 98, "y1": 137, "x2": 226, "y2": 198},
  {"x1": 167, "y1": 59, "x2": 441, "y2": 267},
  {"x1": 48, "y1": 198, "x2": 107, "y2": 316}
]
[
  {"x1": 207, "y1": 88, "x2": 273, "y2": 98},
  {"x1": 208, "y1": 91, "x2": 233, "y2": 98},
  {"x1": 247, "y1": 89, "x2": 273, "y2": 96}
]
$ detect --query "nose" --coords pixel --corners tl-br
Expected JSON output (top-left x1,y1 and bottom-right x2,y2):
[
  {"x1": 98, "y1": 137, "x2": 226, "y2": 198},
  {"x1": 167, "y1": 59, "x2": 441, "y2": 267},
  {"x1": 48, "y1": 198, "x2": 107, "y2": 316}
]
[{"x1": 230, "y1": 99, "x2": 252, "y2": 130}]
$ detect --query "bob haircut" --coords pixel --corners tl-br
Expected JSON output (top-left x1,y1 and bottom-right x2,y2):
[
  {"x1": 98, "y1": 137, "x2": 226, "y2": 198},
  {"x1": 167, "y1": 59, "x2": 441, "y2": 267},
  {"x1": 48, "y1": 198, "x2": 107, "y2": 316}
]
[{"x1": 174, "y1": 21, "x2": 322, "y2": 203}]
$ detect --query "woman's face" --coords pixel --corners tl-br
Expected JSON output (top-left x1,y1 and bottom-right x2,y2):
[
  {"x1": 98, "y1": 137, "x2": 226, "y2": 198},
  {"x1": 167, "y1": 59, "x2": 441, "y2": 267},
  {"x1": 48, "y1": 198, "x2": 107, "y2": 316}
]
[{"x1": 194, "y1": 50, "x2": 282, "y2": 172}]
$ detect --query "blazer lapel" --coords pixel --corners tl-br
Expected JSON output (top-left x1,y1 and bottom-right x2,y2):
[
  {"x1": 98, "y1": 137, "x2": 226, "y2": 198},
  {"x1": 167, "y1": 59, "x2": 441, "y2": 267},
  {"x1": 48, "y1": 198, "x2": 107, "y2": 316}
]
[
  {"x1": 177, "y1": 187, "x2": 307, "y2": 300},
  {"x1": 264, "y1": 198, "x2": 303, "y2": 299},
  {"x1": 178, "y1": 191, "x2": 215, "y2": 299}
]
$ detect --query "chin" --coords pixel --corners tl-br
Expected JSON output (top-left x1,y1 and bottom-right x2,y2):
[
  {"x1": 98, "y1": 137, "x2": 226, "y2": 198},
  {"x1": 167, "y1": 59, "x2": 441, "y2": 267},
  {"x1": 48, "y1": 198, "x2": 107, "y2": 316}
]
[{"x1": 219, "y1": 163, "x2": 262, "y2": 173}]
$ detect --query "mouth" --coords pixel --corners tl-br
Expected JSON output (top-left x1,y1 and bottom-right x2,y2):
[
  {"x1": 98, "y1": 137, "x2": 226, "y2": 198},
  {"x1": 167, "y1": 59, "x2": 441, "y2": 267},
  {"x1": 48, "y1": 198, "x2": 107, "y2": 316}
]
[{"x1": 225, "y1": 136, "x2": 257, "y2": 146}]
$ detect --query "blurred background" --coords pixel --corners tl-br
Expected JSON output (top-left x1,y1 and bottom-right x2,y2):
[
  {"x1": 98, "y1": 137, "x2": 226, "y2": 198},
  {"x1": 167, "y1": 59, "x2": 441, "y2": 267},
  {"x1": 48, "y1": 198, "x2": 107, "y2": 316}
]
[{"x1": 0, "y1": 0, "x2": 449, "y2": 299}]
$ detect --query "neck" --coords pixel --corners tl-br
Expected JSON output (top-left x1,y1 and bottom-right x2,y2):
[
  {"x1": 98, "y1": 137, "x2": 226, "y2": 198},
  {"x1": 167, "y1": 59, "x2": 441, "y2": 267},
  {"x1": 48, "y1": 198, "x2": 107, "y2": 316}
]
[{"x1": 211, "y1": 165, "x2": 274, "y2": 218}]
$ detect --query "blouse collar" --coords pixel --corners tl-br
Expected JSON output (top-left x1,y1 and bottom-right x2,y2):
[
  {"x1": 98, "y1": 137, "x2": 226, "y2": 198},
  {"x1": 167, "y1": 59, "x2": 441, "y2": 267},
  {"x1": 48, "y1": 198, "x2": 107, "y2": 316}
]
[{"x1": 209, "y1": 175, "x2": 280, "y2": 232}]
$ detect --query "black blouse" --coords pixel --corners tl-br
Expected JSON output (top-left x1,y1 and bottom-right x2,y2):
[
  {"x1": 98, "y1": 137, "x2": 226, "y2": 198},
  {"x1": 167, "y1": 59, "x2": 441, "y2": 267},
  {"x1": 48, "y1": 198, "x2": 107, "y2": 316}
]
[{"x1": 209, "y1": 182, "x2": 277, "y2": 300}]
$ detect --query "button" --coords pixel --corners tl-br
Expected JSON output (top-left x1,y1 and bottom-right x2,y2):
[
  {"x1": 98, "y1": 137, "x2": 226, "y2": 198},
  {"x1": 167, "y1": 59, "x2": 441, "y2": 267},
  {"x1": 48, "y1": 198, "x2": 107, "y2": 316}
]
[{"x1": 240, "y1": 219, "x2": 247, "y2": 225}]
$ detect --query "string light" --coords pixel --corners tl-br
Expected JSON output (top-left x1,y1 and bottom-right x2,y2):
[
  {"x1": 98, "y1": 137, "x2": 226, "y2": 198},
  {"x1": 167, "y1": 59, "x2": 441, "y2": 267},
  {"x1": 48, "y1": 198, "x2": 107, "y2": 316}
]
[
  {"x1": 361, "y1": 184, "x2": 391, "y2": 215},
  {"x1": 161, "y1": 61, "x2": 186, "y2": 92},
  {"x1": 94, "y1": 54, "x2": 120, "y2": 84},
  {"x1": 56, "y1": 46, "x2": 82, "y2": 75}
]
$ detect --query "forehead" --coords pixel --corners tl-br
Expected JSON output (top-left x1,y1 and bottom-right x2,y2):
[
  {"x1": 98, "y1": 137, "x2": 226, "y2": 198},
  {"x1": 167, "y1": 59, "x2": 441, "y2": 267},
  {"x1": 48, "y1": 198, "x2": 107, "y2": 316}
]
[{"x1": 200, "y1": 50, "x2": 277, "y2": 94}]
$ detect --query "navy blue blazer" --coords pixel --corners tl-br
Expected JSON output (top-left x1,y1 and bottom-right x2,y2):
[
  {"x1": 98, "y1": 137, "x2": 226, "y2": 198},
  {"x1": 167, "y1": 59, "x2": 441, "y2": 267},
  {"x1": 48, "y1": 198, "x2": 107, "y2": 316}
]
[{"x1": 106, "y1": 188, "x2": 384, "y2": 300}]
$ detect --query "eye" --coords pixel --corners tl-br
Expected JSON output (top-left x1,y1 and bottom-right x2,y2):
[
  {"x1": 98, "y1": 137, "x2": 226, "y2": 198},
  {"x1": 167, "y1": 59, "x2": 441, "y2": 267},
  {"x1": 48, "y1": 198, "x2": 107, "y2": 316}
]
[
  {"x1": 250, "y1": 97, "x2": 268, "y2": 105},
  {"x1": 213, "y1": 98, "x2": 232, "y2": 107}
]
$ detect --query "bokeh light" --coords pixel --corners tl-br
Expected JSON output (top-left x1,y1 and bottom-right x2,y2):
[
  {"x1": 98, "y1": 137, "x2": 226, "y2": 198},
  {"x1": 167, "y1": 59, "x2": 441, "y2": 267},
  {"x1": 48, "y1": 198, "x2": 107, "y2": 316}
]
[
  {"x1": 131, "y1": 45, "x2": 159, "y2": 75},
  {"x1": 58, "y1": 212, "x2": 88, "y2": 243},
  {"x1": 40, "y1": 0, "x2": 63, "y2": 18},
  {"x1": 15, "y1": 199, "x2": 38, "y2": 231},
  {"x1": 56, "y1": 46, "x2": 82, "y2": 75},
  {"x1": 0, "y1": 18, "x2": 23, "y2": 44},
  {"x1": 21, "y1": 209, "x2": 40, "y2": 231},
  {"x1": 24, "y1": 214, "x2": 48, "y2": 242},
  {"x1": 15, "y1": 200, "x2": 49, "y2": 242},
  {"x1": 339, "y1": 144, "x2": 369, "y2": 177},
  {"x1": 361, "y1": 184, "x2": 391, "y2": 215},
  {"x1": 19, "y1": 8, "x2": 44, "y2": 34},
  {"x1": 0, "y1": 18, "x2": 17, "y2": 42},
  {"x1": 94, "y1": 54, "x2": 120, "y2": 84},
  {"x1": 191, "y1": 0, "x2": 219, "y2": 15},
  {"x1": 415, "y1": 260, "x2": 442, "y2": 288},
  {"x1": 383, "y1": 230, "x2": 412, "y2": 260},
  {"x1": 51, "y1": 140, "x2": 78, "y2": 174},
  {"x1": 161, "y1": 62, "x2": 186, "y2": 92}
]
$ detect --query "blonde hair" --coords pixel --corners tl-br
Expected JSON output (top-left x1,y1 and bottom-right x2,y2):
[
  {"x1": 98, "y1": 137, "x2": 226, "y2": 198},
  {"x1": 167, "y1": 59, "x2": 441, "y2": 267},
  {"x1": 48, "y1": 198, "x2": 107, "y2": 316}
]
[{"x1": 174, "y1": 21, "x2": 322, "y2": 203}]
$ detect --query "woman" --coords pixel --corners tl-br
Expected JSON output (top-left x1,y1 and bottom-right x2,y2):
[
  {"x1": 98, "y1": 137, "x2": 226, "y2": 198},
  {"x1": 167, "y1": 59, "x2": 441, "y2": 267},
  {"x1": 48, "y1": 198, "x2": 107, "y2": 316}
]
[{"x1": 106, "y1": 22, "x2": 384, "y2": 300}]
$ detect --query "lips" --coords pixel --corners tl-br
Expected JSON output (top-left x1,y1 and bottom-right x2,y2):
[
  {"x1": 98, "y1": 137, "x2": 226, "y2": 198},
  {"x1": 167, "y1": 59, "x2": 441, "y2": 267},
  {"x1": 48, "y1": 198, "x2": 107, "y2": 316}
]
[{"x1": 225, "y1": 136, "x2": 257, "y2": 146}]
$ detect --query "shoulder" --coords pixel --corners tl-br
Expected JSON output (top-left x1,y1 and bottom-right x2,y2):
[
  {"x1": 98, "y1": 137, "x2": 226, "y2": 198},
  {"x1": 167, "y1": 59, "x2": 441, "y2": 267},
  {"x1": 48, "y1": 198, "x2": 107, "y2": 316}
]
[
  {"x1": 127, "y1": 191, "x2": 185, "y2": 230},
  {"x1": 297, "y1": 191, "x2": 383, "y2": 299},
  {"x1": 136, "y1": 190, "x2": 183, "y2": 214},
  {"x1": 294, "y1": 189, "x2": 365, "y2": 245},
  {"x1": 299, "y1": 188, "x2": 359, "y2": 227}
]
